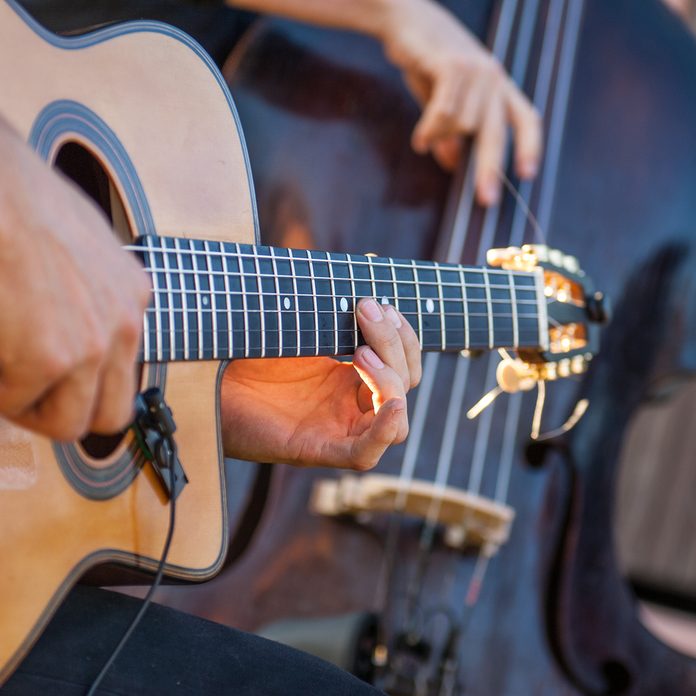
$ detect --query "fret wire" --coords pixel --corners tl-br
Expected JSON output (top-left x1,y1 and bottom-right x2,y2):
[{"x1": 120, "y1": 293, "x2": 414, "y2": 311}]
[
  {"x1": 346, "y1": 253, "x2": 358, "y2": 348},
  {"x1": 434, "y1": 264, "x2": 446, "y2": 351},
  {"x1": 130, "y1": 241, "x2": 537, "y2": 278},
  {"x1": 146, "y1": 237, "x2": 164, "y2": 362},
  {"x1": 139, "y1": 264, "x2": 537, "y2": 290},
  {"x1": 269, "y1": 246, "x2": 283, "y2": 357},
  {"x1": 325, "y1": 251, "x2": 339, "y2": 356},
  {"x1": 389, "y1": 257, "x2": 400, "y2": 313},
  {"x1": 458, "y1": 265, "x2": 470, "y2": 350},
  {"x1": 508, "y1": 269, "x2": 519, "y2": 349},
  {"x1": 173, "y1": 237, "x2": 190, "y2": 360},
  {"x1": 221, "y1": 240, "x2": 234, "y2": 359},
  {"x1": 366, "y1": 254, "x2": 377, "y2": 305},
  {"x1": 141, "y1": 244, "x2": 151, "y2": 361},
  {"x1": 252, "y1": 245, "x2": 266, "y2": 358},
  {"x1": 142, "y1": 308, "x2": 151, "y2": 362},
  {"x1": 535, "y1": 268, "x2": 550, "y2": 351},
  {"x1": 411, "y1": 260, "x2": 424, "y2": 346},
  {"x1": 287, "y1": 249, "x2": 302, "y2": 357},
  {"x1": 191, "y1": 240, "x2": 204, "y2": 360},
  {"x1": 236, "y1": 242, "x2": 250, "y2": 358},
  {"x1": 482, "y1": 267, "x2": 494, "y2": 350},
  {"x1": 161, "y1": 239, "x2": 177, "y2": 360},
  {"x1": 204, "y1": 240, "x2": 218, "y2": 360},
  {"x1": 306, "y1": 251, "x2": 320, "y2": 356}
]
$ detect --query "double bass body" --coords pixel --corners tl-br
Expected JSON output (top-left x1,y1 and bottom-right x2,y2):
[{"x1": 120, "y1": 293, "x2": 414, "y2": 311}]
[{"x1": 154, "y1": 1, "x2": 696, "y2": 693}]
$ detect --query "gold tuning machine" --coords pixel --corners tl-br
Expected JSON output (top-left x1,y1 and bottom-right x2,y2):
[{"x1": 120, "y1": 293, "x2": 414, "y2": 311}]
[{"x1": 486, "y1": 244, "x2": 581, "y2": 276}]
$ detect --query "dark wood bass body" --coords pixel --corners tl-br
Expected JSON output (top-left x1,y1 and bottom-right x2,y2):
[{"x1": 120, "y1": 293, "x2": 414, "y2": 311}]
[{"x1": 151, "y1": 1, "x2": 696, "y2": 693}]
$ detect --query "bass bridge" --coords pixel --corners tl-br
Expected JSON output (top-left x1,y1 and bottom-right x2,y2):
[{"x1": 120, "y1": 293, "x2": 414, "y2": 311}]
[{"x1": 311, "y1": 473, "x2": 513, "y2": 557}]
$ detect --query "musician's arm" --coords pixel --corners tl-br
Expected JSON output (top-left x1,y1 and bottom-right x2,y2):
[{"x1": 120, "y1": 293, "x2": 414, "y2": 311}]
[
  {"x1": 225, "y1": 0, "x2": 541, "y2": 205},
  {"x1": 0, "y1": 117, "x2": 150, "y2": 440}
]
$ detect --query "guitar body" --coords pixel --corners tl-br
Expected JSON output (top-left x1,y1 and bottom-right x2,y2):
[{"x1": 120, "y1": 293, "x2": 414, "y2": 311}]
[{"x1": 0, "y1": 0, "x2": 257, "y2": 682}]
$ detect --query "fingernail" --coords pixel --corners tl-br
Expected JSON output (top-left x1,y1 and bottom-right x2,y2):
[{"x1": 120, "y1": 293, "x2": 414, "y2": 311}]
[
  {"x1": 361, "y1": 347, "x2": 384, "y2": 369},
  {"x1": 360, "y1": 298, "x2": 383, "y2": 322},
  {"x1": 384, "y1": 305, "x2": 402, "y2": 328},
  {"x1": 481, "y1": 181, "x2": 500, "y2": 206},
  {"x1": 520, "y1": 159, "x2": 538, "y2": 178}
]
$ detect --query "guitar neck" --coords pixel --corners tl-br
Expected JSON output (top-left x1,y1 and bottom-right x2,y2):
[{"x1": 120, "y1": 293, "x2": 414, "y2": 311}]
[{"x1": 133, "y1": 236, "x2": 549, "y2": 362}]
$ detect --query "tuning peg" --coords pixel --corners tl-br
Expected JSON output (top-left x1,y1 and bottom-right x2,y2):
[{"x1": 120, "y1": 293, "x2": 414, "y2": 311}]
[
  {"x1": 467, "y1": 357, "x2": 538, "y2": 420},
  {"x1": 486, "y1": 246, "x2": 538, "y2": 272},
  {"x1": 486, "y1": 247, "x2": 520, "y2": 267},
  {"x1": 524, "y1": 244, "x2": 548, "y2": 262},
  {"x1": 496, "y1": 359, "x2": 537, "y2": 393}
]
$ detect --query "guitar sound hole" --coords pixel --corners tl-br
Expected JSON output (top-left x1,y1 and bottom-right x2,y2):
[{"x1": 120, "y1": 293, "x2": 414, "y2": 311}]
[
  {"x1": 55, "y1": 142, "x2": 135, "y2": 460},
  {"x1": 81, "y1": 432, "x2": 126, "y2": 459},
  {"x1": 55, "y1": 142, "x2": 115, "y2": 223}
]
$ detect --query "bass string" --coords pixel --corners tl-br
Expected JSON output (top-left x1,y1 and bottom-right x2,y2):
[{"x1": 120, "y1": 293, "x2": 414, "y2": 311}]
[
  {"x1": 409, "y1": 0, "x2": 553, "y2": 602},
  {"x1": 383, "y1": 0, "x2": 580, "y2": 656},
  {"x1": 449, "y1": 1, "x2": 584, "y2": 642},
  {"x1": 467, "y1": 0, "x2": 566, "y2": 503},
  {"x1": 491, "y1": 0, "x2": 585, "y2": 508},
  {"x1": 372, "y1": 0, "x2": 523, "y2": 619},
  {"x1": 416, "y1": 0, "x2": 550, "y2": 558}
]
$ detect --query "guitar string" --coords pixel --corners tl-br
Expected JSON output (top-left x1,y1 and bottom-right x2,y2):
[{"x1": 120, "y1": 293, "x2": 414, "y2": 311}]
[
  {"x1": 143, "y1": 305, "x2": 542, "y2": 316},
  {"x1": 139, "y1": 272, "x2": 542, "y2": 290},
  {"x1": 127, "y1": 245, "x2": 546, "y2": 278}
]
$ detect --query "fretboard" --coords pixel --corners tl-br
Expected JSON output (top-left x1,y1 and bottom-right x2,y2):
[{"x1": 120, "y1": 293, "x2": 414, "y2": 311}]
[{"x1": 133, "y1": 236, "x2": 548, "y2": 363}]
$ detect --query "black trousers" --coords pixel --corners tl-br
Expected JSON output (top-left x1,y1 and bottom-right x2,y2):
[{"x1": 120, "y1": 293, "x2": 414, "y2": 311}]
[{"x1": 3, "y1": 586, "x2": 384, "y2": 695}]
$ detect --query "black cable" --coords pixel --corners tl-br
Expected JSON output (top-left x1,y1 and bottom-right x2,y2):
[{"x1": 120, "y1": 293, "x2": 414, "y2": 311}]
[{"x1": 85, "y1": 438, "x2": 178, "y2": 696}]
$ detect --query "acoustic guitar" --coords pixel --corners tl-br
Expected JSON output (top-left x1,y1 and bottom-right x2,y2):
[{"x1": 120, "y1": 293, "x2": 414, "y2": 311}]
[{"x1": 0, "y1": 0, "x2": 603, "y2": 683}]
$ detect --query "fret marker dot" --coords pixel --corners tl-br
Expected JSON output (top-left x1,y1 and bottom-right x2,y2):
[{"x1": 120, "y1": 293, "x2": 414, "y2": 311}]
[
  {"x1": 202, "y1": 297, "x2": 209, "y2": 306},
  {"x1": 283, "y1": 297, "x2": 291, "y2": 310},
  {"x1": 426, "y1": 298, "x2": 435, "y2": 314},
  {"x1": 340, "y1": 297, "x2": 349, "y2": 312},
  {"x1": 381, "y1": 297, "x2": 389, "y2": 305}
]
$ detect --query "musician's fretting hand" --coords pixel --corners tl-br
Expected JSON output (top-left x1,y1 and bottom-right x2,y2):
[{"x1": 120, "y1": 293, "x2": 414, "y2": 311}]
[
  {"x1": 221, "y1": 298, "x2": 421, "y2": 470},
  {"x1": 0, "y1": 122, "x2": 150, "y2": 440},
  {"x1": 379, "y1": 0, "x2": 541, "y2": 205}
]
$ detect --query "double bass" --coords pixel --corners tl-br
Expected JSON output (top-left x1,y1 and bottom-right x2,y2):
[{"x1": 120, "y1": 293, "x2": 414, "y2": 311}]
[{"x1": 148, "y1": 1, "x2": 696, "y2": 693}]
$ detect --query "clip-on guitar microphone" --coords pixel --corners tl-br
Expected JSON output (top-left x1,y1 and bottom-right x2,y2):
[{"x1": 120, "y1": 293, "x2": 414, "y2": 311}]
[{"x1": 133, "y1": 387, "x2": 187, "y2": 500}]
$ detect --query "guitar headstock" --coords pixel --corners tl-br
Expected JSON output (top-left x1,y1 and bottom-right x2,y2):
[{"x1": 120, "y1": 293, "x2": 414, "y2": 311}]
[{"x1": 487, "y1": 244, "x2": 609, "y2": 384}]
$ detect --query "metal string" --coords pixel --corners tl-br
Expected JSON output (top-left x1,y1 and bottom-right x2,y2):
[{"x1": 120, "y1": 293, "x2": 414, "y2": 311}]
[
  {"x1": 371, "y1": 0, "x2": 523, "y2": 647},
  {"x1": 414, "y1": 0, "x2": 545, "y2": 582},
  {"x1": 130, "y1": 244, "x2": 539, "y2": 277}
]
